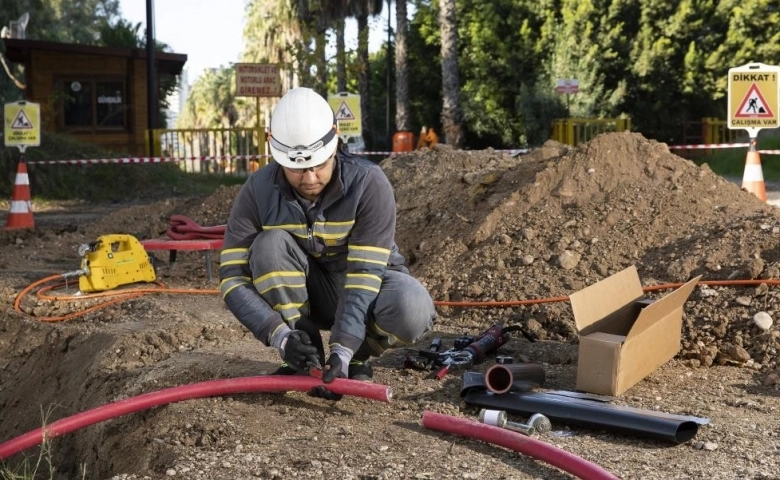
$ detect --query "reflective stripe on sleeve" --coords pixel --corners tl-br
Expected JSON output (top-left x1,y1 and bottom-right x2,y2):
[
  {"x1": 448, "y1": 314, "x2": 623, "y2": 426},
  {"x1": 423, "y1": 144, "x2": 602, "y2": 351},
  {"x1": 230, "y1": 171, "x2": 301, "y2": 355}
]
[{"x1": 347, "y1": 245, "x2": 391, "y2": 266}]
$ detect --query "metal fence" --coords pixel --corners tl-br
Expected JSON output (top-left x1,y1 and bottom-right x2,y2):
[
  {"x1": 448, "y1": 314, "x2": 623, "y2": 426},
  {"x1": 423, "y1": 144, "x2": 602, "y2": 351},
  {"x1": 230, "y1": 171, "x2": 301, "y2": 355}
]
[
  {"x1": 550, "y1": 118, "x2": 632, "y2": 146},
  {"x1": 149, "y1": 127, "x2": 271, "y2": 176}
]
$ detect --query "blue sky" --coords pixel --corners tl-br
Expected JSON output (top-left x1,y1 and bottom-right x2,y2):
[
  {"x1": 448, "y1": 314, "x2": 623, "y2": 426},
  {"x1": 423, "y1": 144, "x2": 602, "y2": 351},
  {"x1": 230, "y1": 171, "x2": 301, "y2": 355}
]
[
  {"x1": 117, "y1": 0, "x2": 247, "y2": 83},
  {"x1": 117, "y1": 0, "x2": 392, "y2": 85}
]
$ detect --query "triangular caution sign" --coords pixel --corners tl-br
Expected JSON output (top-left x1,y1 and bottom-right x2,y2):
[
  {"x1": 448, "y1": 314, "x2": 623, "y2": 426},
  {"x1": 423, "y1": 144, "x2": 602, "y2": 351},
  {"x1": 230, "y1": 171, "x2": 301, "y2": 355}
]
[
  {"x1": 11, "y1": 110, "x2": 33, "y2": 129},
  {"x1": 735, "y1": 83, "x2": 774, "y2": 118},
  {"x1": 335, "y1": 101, "x2": 355, "y2": 121}
]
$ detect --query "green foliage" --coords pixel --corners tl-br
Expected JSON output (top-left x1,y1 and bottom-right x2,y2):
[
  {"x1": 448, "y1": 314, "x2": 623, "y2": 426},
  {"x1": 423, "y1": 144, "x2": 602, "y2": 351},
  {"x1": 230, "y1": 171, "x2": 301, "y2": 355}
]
[{"x1": 180, "y1": 67, "x2": 247, "y2": 129}]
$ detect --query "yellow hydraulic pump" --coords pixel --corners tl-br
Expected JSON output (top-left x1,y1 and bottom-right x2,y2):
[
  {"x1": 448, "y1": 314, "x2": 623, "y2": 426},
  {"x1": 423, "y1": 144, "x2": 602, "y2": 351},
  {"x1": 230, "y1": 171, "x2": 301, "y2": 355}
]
[{"x1": 77, "y1": 234, "x2": 156, "y2": 293}]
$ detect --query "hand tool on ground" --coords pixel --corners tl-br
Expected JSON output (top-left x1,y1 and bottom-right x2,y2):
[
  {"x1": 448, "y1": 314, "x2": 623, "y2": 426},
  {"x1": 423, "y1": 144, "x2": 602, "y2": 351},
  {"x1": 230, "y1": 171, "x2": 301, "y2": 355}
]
[
  {"x1": 403, "y1": 337, "x2": 443, "y2": 370},
  {"x1": 427, "y1": 323, "x2": 527, "y2": 380}
]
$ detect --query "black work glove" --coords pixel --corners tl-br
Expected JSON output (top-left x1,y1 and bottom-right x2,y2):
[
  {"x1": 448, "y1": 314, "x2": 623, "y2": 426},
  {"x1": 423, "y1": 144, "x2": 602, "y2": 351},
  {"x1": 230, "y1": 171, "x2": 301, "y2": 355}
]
[
  {"x1": 309, "y1": 354, "x2": 346, "y2": 401},
  {"x1": 281, "y1": 330, "x2": 320, "y2": 372},
  {"x1": 321, "y1": 353, "x2": 347, "y2": 383}
]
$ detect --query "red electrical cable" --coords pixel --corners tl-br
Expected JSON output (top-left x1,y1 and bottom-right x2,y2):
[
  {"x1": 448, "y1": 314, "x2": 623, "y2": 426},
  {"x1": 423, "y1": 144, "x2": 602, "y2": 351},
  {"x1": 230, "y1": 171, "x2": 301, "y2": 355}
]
[
  {"x1": 0, "y1": 376, "x2": 392, "y2": 461},
  {"x1": 422, "y1": 411, "x2": 620, "y2": 480}
]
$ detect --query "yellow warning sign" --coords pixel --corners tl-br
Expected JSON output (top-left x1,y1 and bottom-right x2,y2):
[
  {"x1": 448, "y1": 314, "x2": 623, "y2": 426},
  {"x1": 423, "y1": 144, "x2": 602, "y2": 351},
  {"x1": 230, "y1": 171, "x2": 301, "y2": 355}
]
[
  {"x1": 4, "y1": 101, "x2": 41, "y2": 147},
  {"x1": 328, "y1": 92, "x2": 362, "y2": 137},
  {"x1": 334, "y1": 101, "x2": 356, "y2": 121},
  {"x1": 728, "y1": 63, "x2": 780, "y2": 132}
]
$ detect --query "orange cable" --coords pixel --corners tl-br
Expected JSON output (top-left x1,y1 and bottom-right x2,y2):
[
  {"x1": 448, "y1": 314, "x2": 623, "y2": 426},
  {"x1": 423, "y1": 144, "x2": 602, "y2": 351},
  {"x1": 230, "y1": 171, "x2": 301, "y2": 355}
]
[
  {"x1": 14, "y1": 275, "x2": 219, "y2": 323},
  {"x1": 15, "y1": 275, "x2": 780, "y2": 323}
]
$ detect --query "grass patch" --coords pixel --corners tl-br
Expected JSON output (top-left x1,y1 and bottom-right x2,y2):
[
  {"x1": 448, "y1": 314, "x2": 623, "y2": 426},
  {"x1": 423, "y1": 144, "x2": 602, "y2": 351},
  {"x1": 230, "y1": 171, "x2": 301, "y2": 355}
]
[
  {"x1": 690, "y1": 131, "x2": 780, "y2": 181},
  {"x1": 1, "y1": 133, "x2": 246, "y2": 201}
]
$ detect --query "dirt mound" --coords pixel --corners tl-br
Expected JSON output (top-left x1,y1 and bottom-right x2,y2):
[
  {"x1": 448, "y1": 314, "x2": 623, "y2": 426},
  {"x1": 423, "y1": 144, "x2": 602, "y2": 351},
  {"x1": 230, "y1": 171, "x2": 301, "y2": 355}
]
[{"x1": 382, "y1": 132, "x2": 780, "y2": 370}]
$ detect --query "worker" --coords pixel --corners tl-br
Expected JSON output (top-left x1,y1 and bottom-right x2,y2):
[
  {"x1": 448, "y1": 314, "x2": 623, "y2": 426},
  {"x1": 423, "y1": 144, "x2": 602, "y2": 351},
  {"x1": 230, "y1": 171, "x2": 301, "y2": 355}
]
[{"x1": 218, "y1": 87, "x2": 436, "y2": 391}]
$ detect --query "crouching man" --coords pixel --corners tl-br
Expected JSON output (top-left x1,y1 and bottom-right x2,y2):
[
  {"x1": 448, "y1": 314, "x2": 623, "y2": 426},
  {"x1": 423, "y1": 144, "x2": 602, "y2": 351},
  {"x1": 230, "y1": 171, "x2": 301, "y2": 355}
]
[{"x1": 219, "y1": 87, "x2": 436, "y2": 385}]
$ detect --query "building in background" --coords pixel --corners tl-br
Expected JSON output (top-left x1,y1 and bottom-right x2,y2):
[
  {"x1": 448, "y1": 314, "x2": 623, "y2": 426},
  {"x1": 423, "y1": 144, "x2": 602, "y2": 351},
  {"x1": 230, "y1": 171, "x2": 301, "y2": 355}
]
[
  {"x1": 163, "y1": 68, "x2": 189, "y2": 128},
  {"x1": 3, "y1": 38, "x2": 186, "y2": 155}
]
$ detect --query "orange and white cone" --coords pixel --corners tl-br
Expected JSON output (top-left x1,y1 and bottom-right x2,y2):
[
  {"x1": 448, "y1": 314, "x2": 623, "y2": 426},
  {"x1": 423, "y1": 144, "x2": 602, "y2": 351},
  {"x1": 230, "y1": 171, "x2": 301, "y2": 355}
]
[
  {"x1": 741, "y1": 149, "x2": 767, "y2": 203},
  {"x1": 5, "y1": 162, "x2": 34, "y2": 229}
]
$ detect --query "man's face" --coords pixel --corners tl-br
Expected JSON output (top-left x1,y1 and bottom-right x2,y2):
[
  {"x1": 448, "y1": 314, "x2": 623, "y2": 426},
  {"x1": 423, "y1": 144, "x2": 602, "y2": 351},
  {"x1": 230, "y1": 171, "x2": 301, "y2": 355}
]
[{"x1": 282, "y1": 152, "x2": 336, "y2": 201}]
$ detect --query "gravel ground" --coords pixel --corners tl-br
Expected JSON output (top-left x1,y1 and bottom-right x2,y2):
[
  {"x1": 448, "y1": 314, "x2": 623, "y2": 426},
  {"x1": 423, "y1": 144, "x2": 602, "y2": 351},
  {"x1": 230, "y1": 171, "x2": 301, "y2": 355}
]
[{"x1": 0, "y1": 132, "x2": 778, "y2": 479}]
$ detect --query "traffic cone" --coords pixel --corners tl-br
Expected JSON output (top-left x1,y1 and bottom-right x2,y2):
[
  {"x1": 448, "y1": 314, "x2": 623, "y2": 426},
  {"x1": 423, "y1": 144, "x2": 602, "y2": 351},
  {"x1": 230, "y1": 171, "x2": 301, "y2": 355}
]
[
  {"x1": 5, "y1": 162, "x2": 34, "y2": 229},
  {"x1": 741, "y1": 149, "x2": 767, "y2": 203}
]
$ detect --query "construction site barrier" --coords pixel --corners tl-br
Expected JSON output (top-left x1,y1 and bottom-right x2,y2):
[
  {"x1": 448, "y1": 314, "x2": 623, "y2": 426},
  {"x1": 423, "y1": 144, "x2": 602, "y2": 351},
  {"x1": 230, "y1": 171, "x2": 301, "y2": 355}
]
[{"x1": 550, "y1": 118, "x2": 631, "y2": 146}]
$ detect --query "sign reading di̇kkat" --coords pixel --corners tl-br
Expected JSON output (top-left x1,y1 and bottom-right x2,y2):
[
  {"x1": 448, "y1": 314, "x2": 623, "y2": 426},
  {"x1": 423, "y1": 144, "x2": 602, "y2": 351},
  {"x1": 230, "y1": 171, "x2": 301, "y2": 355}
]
[
  {"x1": 235, "y1": 63, "x2": 282, "y2": 97},
  {"x1": 4, "y1": 101, "x2": 41, "y2": 148},
  {"x1": 727, "y1": 62, "x2": 780, "y2": 134}
]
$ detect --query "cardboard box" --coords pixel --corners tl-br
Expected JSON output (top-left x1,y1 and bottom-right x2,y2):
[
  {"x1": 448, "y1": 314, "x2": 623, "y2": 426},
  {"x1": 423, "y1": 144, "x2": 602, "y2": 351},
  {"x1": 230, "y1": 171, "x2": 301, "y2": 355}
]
[{"x1": 570, "y1": 266, "x2": 700, "y2": 396}]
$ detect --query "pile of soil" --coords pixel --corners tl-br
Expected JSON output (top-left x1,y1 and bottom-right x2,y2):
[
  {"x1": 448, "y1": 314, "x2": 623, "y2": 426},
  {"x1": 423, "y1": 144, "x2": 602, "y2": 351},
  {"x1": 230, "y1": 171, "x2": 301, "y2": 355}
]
[{"x1": 0, "y1": 132, "x2": 778, "y2": 479}]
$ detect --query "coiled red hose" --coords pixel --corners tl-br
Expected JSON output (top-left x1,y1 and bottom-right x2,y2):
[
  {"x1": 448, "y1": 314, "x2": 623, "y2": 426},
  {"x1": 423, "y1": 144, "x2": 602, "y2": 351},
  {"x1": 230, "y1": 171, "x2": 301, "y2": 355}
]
[
  {"x1": 0, "y1": 376, "x2": 391, "y2": 461},
  {"x1": 422, "y1": 411, "x2": 620, "y2": 480}
]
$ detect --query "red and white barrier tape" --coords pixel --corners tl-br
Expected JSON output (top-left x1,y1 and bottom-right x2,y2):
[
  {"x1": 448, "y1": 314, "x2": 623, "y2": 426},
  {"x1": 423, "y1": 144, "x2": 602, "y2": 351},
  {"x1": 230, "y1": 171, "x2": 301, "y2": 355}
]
[
  {"x1": 38, "y1": 144, "x2": 780, "y2": 166},
  {"x1": 667, "y1": 143, "x2": 780, "y2": 155},
  {"x1": 352, "y1": 148, "x2": 529, "y2": 156},
  {"x1": 667, "y1": 143, "x2": 750, "y2": 150},
  {"x1": 27, "y1": 155, "x2": 271, "y2": 165},
  {"x1": 28, "y1": 149, "x2": 531, "y2": 165}
]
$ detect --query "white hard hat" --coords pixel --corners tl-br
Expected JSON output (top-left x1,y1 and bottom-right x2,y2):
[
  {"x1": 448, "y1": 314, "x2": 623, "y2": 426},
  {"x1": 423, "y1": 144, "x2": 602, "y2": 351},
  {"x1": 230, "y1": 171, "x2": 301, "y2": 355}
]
[{"x1": 269, "y1": 87, "x2": 339, "y2": 169}]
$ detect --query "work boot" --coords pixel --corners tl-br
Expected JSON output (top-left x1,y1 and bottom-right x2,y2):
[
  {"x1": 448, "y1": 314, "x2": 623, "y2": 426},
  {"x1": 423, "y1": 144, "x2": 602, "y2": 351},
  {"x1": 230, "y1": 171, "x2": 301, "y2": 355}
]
[{"x1": 348, "y1": 359, "x2": 373, "y2": 381}]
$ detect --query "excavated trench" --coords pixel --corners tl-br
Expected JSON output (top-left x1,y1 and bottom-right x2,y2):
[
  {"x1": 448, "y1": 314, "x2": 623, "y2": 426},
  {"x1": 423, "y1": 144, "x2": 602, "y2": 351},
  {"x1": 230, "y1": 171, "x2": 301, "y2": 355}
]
[{"x1": 0, "y1": 317, "x2": 162, "y2": 478}]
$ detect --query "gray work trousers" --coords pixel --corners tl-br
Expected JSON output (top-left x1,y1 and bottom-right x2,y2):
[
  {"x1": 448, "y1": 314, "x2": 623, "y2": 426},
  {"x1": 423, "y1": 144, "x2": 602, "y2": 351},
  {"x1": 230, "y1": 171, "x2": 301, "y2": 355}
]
[{"x1": 250, "y1": 229, "x2": 436, "y2": 359}]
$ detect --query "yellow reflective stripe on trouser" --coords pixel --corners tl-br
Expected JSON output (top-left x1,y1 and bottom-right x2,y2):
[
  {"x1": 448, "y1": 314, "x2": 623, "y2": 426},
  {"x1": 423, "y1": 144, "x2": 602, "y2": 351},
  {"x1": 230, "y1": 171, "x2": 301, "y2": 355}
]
[
  {"x1": 254, "y1": 270, "x2": 309, "y2": 325},
  {"x1": 220, "y1": 248, "x2": 248, "y2": 265}
]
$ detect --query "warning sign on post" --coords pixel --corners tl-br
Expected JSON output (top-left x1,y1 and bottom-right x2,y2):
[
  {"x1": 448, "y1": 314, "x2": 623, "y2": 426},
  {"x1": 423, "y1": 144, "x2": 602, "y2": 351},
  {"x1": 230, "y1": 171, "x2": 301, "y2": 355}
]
[
  {"x1": 328, "y1": 92, "x2": 362, "y2": 138},
  {"x1": 235, "y1": 63, "x2": 282, "y2": 97},
  {"x1": 728, "y1": 62, "x2": 780, "y2": 133},
  {"x1": 4, "y1": 101, "x2": 40, "y2": 148}
]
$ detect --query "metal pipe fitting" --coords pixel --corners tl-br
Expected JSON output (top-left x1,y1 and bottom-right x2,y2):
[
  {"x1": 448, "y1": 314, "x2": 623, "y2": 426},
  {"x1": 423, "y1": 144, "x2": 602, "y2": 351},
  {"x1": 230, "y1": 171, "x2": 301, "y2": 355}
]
[{"x1": 478, "y1": 408, "x2": 536, "y2": 436}]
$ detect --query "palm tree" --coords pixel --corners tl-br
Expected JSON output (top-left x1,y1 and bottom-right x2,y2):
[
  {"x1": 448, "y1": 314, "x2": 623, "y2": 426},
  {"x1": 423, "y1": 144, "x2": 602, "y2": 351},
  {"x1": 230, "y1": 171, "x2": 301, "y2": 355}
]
[
  {"x1": 351, "y1": 0, "x2": 384, "y2": 149},
  {"x1": 395, "y1": 0, "x2": 411, "y2": 133},
  {"x1": 438, "y1": 0, "x2": 464, "y2": 147},
  {"x1": 322, "y1": 0, "x2": 356, "y2": 93},
  {"x1": 243, "y1": 0, "x2": 304, "y2": 90}
]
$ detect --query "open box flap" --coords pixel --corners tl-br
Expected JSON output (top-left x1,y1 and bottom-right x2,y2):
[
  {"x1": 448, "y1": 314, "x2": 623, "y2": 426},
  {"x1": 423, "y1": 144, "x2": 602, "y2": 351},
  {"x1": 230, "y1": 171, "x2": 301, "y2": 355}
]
[
  {"x1": 626, "y1": 275, "x2": 701, "y2": 342},
  {"x1": 570, "y1": 266, "x2": 644, "y2": 334}
]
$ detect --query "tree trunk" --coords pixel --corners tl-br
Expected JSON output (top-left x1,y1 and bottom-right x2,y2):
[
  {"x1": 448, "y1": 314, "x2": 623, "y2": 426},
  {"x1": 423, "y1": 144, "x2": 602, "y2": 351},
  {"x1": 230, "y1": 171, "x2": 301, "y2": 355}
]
[
  {"x1": 315, "y1": 28, "x2": 328, "y2": 97},
  {"x1": 395, "y1": 0, "x2": 411, "y2": 132},
  {"x1": 357, "y1": 13, "x2": 372, "y2": 149},
  {"x1": 438, "y1": 0, "x2": 464, "y2": 148},
  {"x1": 336, "y1": 18, "x2": 347, "y2": 93}
]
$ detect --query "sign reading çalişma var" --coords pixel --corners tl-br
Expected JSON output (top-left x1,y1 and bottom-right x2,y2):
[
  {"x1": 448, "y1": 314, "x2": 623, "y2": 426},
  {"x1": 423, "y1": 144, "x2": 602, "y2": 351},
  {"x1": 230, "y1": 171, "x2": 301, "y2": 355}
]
[
  {"x1": 235, "y1": 63, "x2": 282, "y2": 97},
  {"x1": 328, "y1": 92, "x2": 362, "y2": 138},
  {"x1": 728, "y1": 62, "x2": 780, "y2": 133},
  {"x1": 4, "y1": 101, "x2": 41, "y2": 148}
]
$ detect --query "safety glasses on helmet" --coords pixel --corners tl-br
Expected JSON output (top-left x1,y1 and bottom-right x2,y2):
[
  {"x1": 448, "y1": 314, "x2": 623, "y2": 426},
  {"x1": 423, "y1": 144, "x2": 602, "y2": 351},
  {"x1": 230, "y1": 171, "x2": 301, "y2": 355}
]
[
  {"x1": 269, "y1": 124, "x2": 337, "y2": 165},
  {"x1": 283, "y1": 153, "x2": 335, "y2": 175}
]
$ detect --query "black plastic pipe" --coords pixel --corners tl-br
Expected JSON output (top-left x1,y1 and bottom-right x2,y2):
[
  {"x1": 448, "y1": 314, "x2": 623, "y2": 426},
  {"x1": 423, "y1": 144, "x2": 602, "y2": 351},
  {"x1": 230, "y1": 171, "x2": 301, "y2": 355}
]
[{"x1": 464, "y1": 389, "x2": 707, "y2": 444}]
